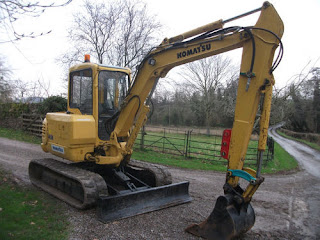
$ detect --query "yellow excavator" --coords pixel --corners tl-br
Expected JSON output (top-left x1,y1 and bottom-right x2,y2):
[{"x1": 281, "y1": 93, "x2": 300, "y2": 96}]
[{"x1": 29, "y1": 2, "x2": 283, "y2": 239}]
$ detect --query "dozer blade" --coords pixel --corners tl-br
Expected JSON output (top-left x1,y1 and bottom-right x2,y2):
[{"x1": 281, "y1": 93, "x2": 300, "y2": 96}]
[
  {"x1": 97, "y1": 181, "x2": 191, "y2": 223},
  {"x1": 185, "y1": 195, "x2": 255, "y2": 240}
]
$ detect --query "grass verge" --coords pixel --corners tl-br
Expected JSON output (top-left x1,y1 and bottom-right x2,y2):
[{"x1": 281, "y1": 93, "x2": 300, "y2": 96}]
[
  {"x1": 0, "y1": 127, "x2": 41, "y2": 144},
  {"x1": 262, "y1": 142, "x2": 298, "y2": 173},
  {"x1": 0, "y1": 168, "x2": 69, "y2": 240},
  {"x1": 276, "y1": 129, "x2": 320, "y2": 152}
]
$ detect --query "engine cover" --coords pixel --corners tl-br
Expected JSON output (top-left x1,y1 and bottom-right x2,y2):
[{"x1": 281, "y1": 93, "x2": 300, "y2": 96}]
[{"x1": 41, "y1": 112, "x2": 96, "y2": 162}]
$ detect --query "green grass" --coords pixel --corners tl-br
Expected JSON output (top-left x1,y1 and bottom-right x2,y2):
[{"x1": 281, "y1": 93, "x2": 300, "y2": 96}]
[
  {"x1": 132, "y1": 148, "x2": 228, "y2": 171},
  {"x1": 134, "y1": 130, "x2": 291, "y2": 173},
  {"x1": 136, "y1": 131, "x2": 259, "y2": 162},
  {"x1": 132, "y1": 140, "x2": 298, "y2": 174},
  {"x1": 0, "y1": 169, "x2": 69, "y2": 240},
  {"x1": 261, "y1": 142, "x2": 298, "y2": 173},
  {"x1": 139, "y1": 131, "x2": 258, "y2": 148},
  {"x1": 276, "y1": 129, "x2": 320, "y2": 152},
  {"x1": 0, "y1": 127, "x2": 41, "y2": 144}
]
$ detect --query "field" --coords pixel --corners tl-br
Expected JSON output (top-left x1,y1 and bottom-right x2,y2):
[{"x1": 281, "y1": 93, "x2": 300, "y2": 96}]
[{"x1": 132, "y1": 127, "x2": 297, "y2": 173}]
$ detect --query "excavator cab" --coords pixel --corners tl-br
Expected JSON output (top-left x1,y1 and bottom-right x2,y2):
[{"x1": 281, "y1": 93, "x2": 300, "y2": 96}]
[
  {"x1": 97, "y1": 70, "x2": 130, "y2": 140},
  {"x1": 68, "y1": 60, "x2": 131, "y2": 141},
  {"x1": 69, "y1": 65, "x2": 130, "y2": 141}
]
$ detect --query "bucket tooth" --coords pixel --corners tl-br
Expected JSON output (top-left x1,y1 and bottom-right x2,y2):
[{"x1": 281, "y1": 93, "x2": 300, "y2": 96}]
[{"x1": 185, "y1": 195, "x2": 255, "y2": 240}]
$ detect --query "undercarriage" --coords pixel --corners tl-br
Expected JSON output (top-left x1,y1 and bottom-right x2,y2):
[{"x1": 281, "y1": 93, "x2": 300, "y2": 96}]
[{"x1": 29, "y1": 158, "x2": 191, "y2": 222}]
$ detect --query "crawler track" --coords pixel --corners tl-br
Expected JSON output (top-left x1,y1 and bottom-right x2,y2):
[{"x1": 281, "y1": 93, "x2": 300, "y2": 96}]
[
  {"x1": 29, "y1": 158, "x2": 108, "y2": 209},
  {"x1": 128, "y1": 159, "x2": 172, "y2": 186},
  {"x1": 28, "y1": 158, "x2": 180, "y2": 211}
]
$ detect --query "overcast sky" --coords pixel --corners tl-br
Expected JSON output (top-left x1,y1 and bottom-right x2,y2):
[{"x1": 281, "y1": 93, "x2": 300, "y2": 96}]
[{"x1": 1, "y1": 0, "x2": 319, "y2": 96}]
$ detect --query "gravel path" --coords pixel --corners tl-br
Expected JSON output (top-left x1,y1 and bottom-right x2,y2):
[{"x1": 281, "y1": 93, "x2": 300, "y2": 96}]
[{"x1": 0, "y1": 136, "x2": 319, "y2": 239}]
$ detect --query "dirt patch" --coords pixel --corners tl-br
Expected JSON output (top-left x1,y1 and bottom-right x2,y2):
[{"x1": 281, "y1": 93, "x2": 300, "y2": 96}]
[{"x1": 0, "y1": 137, "x2": 319, "y2": 239}]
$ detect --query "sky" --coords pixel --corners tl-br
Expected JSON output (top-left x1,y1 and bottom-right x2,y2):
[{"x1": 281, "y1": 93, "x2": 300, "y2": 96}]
[{"x1": 1, "y1": 0, "x2": 320, "y2": 97}]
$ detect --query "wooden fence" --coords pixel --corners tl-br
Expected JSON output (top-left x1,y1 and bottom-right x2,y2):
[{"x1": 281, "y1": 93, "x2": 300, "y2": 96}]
[
  {"x1": 135, "y1": 126, "x2": 275, "y2": 167},
  {"x1": 22, "y1": 114, "x2": 44, "y2": 137}
]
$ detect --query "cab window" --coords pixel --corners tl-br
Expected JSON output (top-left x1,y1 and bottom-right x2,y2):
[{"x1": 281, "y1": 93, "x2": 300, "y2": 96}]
[
  {"x1": 98, "y1": 70, "x2": 129, "y2": 140},
  {"x1": 98, "y1": 71, "x2": 129, "y2": 114},
  {"x1": 69, "y1": 69, "x2": 93, "y2": 114}
]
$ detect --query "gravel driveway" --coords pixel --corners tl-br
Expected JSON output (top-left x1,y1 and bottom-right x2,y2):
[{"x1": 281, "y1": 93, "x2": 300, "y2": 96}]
[{"x1": 0, "y1": 136, "x2": 319, "y2": 239}]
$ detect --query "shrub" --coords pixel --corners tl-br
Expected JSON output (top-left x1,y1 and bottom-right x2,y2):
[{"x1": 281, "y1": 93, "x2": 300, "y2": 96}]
[
  {"x1": 280, "y1": 128, "x2": 320, "y2": 145},
  {"x1": 38, "y1": 96, "x2": 67, "y2": 114},
  {"x1": 0, "y1": 103, "x2": 31, "y2": 119}
]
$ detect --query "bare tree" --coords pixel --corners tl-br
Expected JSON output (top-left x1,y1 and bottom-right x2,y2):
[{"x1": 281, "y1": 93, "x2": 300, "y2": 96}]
[
  {"x1": 26, "y1": 77, "x2": 51, "y2": 99},
  {"x1": 179, "y1": 55, "x2": 235, "y2": 134},
  {"x1": 2, "y1": 77, "x2": 51, "y2": 102},
  {"x1": 111, "y1": 0, "x2": 162, "y2": 69},
  {"x1": 0, "y1": 56, "x2": 13, "y2": 102},
  {"x1": 270, "y1": 61, "x2": 319, "y2": 127},
  {"x1": 63, "y1": 0, "x2": 162, "y2": 70},
  {"x1": 0, "y1": 0, "x2": 72, "y2": 43},
  {"x1": 310, "y1": 67, "x2": 320, "y2": 133},
  {"x1": 66, "y1": 1, "x2": 120, "y2": 65},
  {"x1": 12, "y1": 79, "x2": 29, "y2": 99},
  {"x1": 272, "y1": 64, "x2": 320, "y2": 133},
  {"x1": 0, "y1": 56, "x2": 36, "y2": 103},
  {"x1": 217, "y1": 75, "x2": 239, "y2": 126}
]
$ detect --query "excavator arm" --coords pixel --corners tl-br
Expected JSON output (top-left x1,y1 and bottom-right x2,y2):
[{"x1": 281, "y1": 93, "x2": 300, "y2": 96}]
[
  {"x1": 104, "y1": 1, "x2": 283, "y2": 181},
  {"x1": 101, "y1": 2, "x2": 283, "y2": 239}
]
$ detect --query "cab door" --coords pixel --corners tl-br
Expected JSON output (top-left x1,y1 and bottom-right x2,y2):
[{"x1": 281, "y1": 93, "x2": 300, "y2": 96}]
[{"x1": 98, "y1": 70, "x2": 129, "y2": 140}]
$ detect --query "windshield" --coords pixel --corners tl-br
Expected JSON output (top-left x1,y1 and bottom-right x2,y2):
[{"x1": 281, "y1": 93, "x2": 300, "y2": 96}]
[
  {"x1": 69, "y1": 69, "x2": 93, "y2": 114},
  {"x1": 98, "y1": 70, "x2": 129, "y2": 140},
  {"x1": 98, "y1": 71, "x2": 129, "y2": 113}
]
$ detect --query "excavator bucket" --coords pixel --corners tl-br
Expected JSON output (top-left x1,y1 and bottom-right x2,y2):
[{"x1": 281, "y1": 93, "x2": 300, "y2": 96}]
[
  {"x1": 186, "y1": 194, "x2": 255, "y2": 240},
  {"x1": 97, "y1": 181, "x2": 191, "y2": 222}
]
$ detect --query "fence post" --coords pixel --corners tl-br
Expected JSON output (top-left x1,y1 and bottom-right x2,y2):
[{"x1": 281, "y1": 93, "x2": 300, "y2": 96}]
[
  {"x1": 185, "y1": 131, "x2": 189, "y2": 159},
  {"x1": 140, "y1": 125, "x2": 145, "y2": 150},
  {"x1": 189, "y1": 130, "x2": 193, "y2": 158},
  {"x1": 270, "y1": 137, "x2": 274, "y2": 160},
  {"x1": 184, "y1": 130, "x2": 192, "y2": 159},
  {"x1": 162, "y1": 128, "x2": 166, "y2": 152},
  {"x1": 264, "y1": 136, "x2": 275, "y2": 164}
]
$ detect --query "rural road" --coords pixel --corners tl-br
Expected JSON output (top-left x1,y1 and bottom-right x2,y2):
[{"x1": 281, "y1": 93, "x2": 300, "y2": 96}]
[
  {"x1": 269, "y1": 124, "x2": 320, "y2": 179},
  {"x1": 0, "y1": 134, "x2": 320, "y2": 239}
]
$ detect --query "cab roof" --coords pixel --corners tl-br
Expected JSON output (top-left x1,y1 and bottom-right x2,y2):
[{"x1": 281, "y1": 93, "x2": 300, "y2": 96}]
[{"x1": 69, "y1": 62, "x2": 131, "y2": 74}]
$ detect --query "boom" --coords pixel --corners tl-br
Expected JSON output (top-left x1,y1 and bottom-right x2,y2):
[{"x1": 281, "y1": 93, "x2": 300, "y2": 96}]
[{"x1": 103, "y1": 2, "x2": 283, "y2": 173}]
